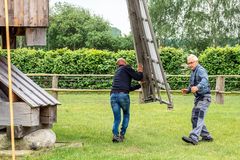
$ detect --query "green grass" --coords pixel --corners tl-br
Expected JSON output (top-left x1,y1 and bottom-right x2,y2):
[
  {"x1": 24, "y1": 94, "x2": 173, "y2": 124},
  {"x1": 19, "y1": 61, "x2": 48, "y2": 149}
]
[{"x1": 24, "y1": 93, "x2": 240, "y2": 160}]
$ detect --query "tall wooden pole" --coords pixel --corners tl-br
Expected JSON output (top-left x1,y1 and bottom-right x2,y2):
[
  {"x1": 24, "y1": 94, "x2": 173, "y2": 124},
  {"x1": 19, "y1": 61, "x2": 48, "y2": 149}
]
[{"x1": 4, "y1": 0, "x2": 16, "y2": 159}]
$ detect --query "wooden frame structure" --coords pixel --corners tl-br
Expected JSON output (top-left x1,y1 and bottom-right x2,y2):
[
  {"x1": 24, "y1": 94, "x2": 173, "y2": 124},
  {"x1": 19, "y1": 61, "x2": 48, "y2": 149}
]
[
  {"x1": 0, "y1": 0, "x2": 56, "y2": 140},
  {"x1": 0, "y1": 0, "x2": 49, "y2": 48},
  {"x1": 0, "y1": 57, "x2": 60, "y2": 138}
]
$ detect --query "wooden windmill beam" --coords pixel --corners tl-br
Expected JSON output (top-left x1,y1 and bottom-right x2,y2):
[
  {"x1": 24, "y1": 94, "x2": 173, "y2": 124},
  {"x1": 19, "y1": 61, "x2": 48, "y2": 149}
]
[
  {"x1": 126, "y1": 0, "x2": 174, "y2": 109},
  {"x1": 126, "y1": 0, "x2": 155, "y2": 102}
]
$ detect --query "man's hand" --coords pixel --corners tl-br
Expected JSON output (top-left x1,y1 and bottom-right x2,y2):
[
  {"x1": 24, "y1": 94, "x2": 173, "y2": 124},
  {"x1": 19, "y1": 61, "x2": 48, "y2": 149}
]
[
  {"x1": 181, "y1": 88, "x2": 188, "y2": 95},
  {"x1": 139, "y1": 80, "x2": 145, "y2": 84},
  {"x1": 191, "y1": 86, "x2": 198, "y2": 93},
  {"x1": 137, "y1": 64, "x2": 143, "y2": 72}
]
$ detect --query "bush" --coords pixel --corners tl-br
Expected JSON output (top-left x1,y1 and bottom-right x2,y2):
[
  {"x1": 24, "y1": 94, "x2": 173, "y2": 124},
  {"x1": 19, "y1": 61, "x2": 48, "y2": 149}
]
[
  {"x1": 199, "y1": 45, "x2": 240, "y2": 91},
  {"x1": 0, "y1": 46, "x2": 239, "y2": 90},
  {"x1": 160, "y1": 47, "x2": 186, "y2": 75},
  {"x1": 199, "y1": 45, "x2": 240, "y2": 75}
]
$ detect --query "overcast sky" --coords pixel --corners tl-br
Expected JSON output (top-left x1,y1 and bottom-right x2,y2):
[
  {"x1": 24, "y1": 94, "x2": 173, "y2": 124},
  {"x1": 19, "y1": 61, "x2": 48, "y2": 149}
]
[{"x1": 49, "y1": 0, "x2": 131, "y2": 35}]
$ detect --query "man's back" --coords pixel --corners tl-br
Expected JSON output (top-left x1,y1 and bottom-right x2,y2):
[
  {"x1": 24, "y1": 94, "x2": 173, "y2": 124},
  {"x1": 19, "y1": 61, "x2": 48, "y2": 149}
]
[{"x1": 111, "y1": 65, "x2": 143, "y2": 93}]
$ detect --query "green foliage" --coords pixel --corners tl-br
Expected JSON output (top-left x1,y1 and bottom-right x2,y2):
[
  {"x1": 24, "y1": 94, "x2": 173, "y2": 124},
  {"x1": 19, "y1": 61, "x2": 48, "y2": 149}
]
[
  {"x1": 199, "y1": 46, "x2": 240, "y2": 91},
  {"x1": 199, "y1": 45, "x2": 240, "y2": 75},
  {"x1": 10, "y1": 48, "x2": 47, "y2": 73},
  {"x1": 112, "y1": 35, "x2": 134, "y2": 51},
  {"x1": 48, "y1": 3, "x2": 109, "y2": 50},
  {"x1": 0, "y1": 48, "x2": 136, "y2": 75},
  {"x1": 149, "y1": 0, "x2": 240, "y2": 51},
  {"x1": 47, "y1": 2, "x2": 133, "y2": 51},
  {"x1": 1, "y1": 46, "x2": 240, "y2": 90},
  {"x1": 160, "y1": 47, "x2": 185, "y2": 74},
  {"x1": 111, "y1": 27, "x2": 122, "y2": 37}
]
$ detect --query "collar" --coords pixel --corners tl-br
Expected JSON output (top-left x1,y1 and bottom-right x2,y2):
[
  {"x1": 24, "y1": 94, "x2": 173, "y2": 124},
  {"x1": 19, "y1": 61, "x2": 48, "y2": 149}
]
[
  {"x1": 193, "y1": 64, "x2": 200, "y2": 72},
  {"x1": 118, "y1": 65, "x2": 125, "y2": 67}
]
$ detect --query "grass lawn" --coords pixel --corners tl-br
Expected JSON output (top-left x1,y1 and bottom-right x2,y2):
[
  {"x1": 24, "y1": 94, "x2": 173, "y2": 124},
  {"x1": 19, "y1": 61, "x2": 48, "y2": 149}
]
[{"x1": 24, "y1": 92, "x2": 240, "y2": 160}]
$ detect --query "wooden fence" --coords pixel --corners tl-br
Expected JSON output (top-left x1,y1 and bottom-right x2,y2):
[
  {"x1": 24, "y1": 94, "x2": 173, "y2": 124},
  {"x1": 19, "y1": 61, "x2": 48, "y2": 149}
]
[{"x1": 26, "y1": 74, "x2": 240, "y2": 104}]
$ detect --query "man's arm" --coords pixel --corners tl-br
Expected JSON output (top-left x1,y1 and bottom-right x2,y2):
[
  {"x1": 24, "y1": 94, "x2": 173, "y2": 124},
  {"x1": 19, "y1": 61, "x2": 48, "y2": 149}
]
[
  {"x1": 125, "y1": 64, "x2": 143, "y2": 81},
  {"x1": 130, "y1": 84, "x2": 141, "y2": 91},
  {"x1": 181, "y1": 75, "x2": 192, "y2": 95},
  {"x1": 196, "y1": 68, "x2": 209, "y2": 93},
  {"x1": 129, "y1": 64, "x2": 143, "y2": 91}
]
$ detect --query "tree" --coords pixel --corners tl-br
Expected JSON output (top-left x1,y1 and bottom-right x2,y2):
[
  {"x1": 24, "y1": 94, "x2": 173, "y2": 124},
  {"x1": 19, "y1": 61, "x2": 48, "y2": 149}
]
[
  {"x1": 111, "y1": 27, "x2": 122, "y2": 37},
  {"x1": 149, "y1": 0, "x2": 240, "y2": 51},
  {"x1": 48, "y1": 3, "x2": 111, "y2": 50},
  {"x1": 47, "y1": 2, "x2": 133, "y2": 51}
]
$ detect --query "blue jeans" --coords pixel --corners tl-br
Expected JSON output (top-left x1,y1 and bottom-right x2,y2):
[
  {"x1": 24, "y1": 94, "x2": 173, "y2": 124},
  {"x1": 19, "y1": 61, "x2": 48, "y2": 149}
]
[
  {"x1": 190, "y1": 95, "x2": 212, "y2": 142},
  {"x1": 110, "y1": 93, "x2": 130, "y2": 136}
]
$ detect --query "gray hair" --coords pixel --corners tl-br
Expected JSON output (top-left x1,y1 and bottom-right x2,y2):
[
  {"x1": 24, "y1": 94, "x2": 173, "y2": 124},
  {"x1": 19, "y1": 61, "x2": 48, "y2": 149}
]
[{"x1": 187, "y1": 54, "x2": 198, "y2": 62}]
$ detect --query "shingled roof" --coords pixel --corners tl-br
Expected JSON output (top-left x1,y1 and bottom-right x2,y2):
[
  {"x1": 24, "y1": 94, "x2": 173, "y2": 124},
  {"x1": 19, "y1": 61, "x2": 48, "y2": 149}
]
[{"x1": 0, "y1": 57, "x2": 60, "y2": 107}]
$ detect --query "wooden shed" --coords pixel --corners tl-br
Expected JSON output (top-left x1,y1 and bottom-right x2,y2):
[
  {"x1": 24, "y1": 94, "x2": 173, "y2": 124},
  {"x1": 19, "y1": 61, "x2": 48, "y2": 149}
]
[
  {"x1": 0, "y1": 56, "x2": 60, "y2": 138},
  {"x1": 0, "y1": 0, "x2": 49, "y2": 48}
]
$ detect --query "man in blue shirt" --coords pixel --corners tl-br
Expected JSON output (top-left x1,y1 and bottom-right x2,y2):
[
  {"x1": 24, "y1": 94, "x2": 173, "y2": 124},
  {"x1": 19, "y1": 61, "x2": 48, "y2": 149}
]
[
  {"x1": 110, "y1": 58, "x2": 143, "y2": 143},
  {"x1": 181, "y1": 54, "x2": 213, "y2": 145}
]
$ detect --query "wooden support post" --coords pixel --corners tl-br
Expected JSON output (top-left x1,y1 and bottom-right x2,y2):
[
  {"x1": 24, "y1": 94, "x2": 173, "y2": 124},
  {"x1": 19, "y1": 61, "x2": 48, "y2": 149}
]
[
  {"x1": 1, "y1": 27, "x2": 16, "y2": 49},
  {"x1": 215, "y1": 76, "x2": 225, "y2": 104},
  {"x1": 40, "y1": 106, "x2": 57, "y2": 124},
  {"x1": 52, "y1": 75, "x2": 58, "y2": 100},
  {"x1": 26, "y1": 28, "x2": 47, "y2": 46},
  {"x1": 138, "y1": 90, "x2": 144, "y2": 103}
]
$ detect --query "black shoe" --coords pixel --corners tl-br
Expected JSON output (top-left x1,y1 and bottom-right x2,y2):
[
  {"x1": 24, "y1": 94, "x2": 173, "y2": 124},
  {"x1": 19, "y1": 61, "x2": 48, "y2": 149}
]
[
  {"x1": 112, "y1": 135, "x2": 122, "y2": 143},
  {"x1": 182, "y1": 136, "x2": 198, "y2": 145},
  {"x1": 201, "y1": 136, "x2": 213, "y2": 142}
]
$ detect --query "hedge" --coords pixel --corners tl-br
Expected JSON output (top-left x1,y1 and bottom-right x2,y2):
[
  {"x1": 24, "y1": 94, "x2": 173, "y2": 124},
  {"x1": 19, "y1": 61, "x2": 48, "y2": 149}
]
[
  {"x1": 199, "y1": 45, "x2": 240, "y2": 91},
  {"x1": 0, "y1": 46, "x2": 239, "y2": 90},
  {"x1": 0, "y1": 47, "x2": 185, "y2": 74},
  {"x1": 199, "y1": 45, "x2": 240, "y2": 75}
]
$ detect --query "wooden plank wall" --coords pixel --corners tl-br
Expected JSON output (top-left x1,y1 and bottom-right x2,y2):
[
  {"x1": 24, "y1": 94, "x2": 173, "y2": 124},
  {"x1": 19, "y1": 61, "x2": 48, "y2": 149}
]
[
  {"x1": 40, "y1": 106, "x2": 57, "y2": 125},
  {"x1": 37, "y1": 0, "x2": 48, "y2": 26},
  {"x1": 0, "y1": 102, "x2": 40, "y2": 126},
  {"x1": 14, "y1": 0, "x2": 24, "y2": 26},
  {"x1": 0, "y1": 0, "x2": 5, "y2": 25},
  {"x1": 0, "y1": 0, "x2": 49, "y2": 27},
  {"x1": 26, "y1": 28, "x2": 46, "y2": 46}
]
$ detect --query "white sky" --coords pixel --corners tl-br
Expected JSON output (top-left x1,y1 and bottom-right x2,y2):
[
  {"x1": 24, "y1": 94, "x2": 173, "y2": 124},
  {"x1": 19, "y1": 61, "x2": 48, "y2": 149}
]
[{"x1": 49, "y1": 0, "x2": 131, "y2": 35}]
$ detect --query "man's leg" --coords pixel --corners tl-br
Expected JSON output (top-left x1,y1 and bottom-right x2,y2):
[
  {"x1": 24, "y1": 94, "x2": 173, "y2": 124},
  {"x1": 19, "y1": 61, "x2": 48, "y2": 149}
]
[
  {"x1": 182, "y1": 107, "x2": 199, "y2": 145},
  {"x1": 191, "y1": 107, "x2": 199, "y2": 129},
  {"x1": 200, "y1": 124, "x2": 210, "y2": 137},
  {"x1": 189, "y1": 97, "x2": 211, "y2": 142},
  {"x1": 110, "y1": 94, "x2": 121, "y2": 141},
  {"x1": 200, "y1": 125, "x2": 213, "y2": 141},
  {"x1": 119, "y1": 93, "x2": 130, "y2": 138}
]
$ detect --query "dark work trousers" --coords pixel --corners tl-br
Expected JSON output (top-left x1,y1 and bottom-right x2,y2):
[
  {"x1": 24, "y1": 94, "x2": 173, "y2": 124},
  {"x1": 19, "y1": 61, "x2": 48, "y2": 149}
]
[{"x1": 190, "y1": 94, "x2": 212, "y2": 142}]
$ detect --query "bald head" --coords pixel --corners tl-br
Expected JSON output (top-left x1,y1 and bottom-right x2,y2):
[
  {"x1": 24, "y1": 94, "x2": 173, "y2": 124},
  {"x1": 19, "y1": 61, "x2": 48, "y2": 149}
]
[{"x1": 116, "y1": 58, "x2": 127, "y2": 66}]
